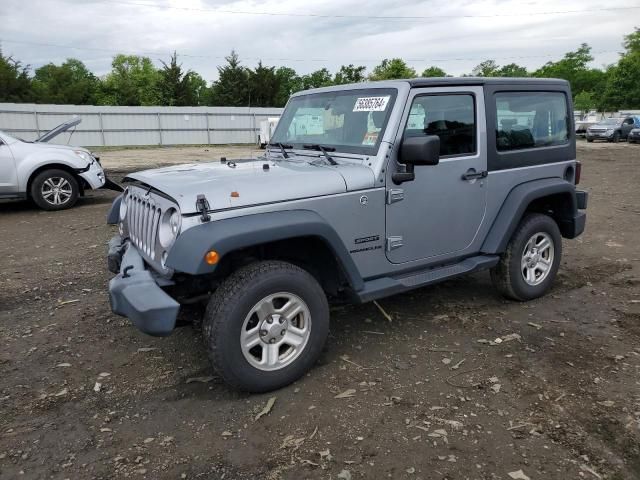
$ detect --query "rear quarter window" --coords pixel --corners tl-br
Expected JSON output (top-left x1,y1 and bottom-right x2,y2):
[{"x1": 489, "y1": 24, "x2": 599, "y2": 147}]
[{"x1": 495, "y1": 92, "x2": 568, "y2": 151}]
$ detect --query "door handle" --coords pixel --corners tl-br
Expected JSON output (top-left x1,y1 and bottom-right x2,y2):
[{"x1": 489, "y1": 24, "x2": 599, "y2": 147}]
[{"x1": 461, "y1": 169, "x2": 488, "y2": 181}]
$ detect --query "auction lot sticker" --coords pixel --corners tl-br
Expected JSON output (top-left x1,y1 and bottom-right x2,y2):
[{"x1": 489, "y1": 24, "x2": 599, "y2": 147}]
[{"x1": 353, "y1": 96, "x2": 390, "y2": 112}]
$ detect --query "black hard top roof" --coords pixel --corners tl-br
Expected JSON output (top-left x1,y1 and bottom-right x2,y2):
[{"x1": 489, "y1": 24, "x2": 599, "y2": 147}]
[{"x1": 406, "y1": 77, "x2": 569, "y2": 88}]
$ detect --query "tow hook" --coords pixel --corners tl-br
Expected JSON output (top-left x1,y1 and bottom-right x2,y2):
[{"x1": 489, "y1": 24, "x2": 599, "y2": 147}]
[{"x1": 122, "y1": 265, "x2": 134, "y2": 278}]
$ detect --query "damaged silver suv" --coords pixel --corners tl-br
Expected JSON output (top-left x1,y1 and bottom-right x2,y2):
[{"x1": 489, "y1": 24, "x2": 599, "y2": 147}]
[{"x1": 107, "y1": 78, "x2": 588, "y2": 392}]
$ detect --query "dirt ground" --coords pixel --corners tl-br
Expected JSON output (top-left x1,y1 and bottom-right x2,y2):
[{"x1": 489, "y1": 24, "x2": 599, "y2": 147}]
[{"x1": 1, "y1": 141, "x2": 639, "y2": 480}]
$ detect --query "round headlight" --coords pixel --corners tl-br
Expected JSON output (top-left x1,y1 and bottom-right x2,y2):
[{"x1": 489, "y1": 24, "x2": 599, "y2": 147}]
[
  {"x1": 119, "y1": 189, "x2": 128, "y2": 220},
  {"x1": 159, "y1": 208, "x2": 181, "y2": 248},
  {"x1": 169, "y1": 210, "x2": 181, "y2": 235}
]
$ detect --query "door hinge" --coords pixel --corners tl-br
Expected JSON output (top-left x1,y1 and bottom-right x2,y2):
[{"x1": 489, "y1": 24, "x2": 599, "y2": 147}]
[
  {"x1": 386, "y1": 189, "x2": 404, "y2": 204},
  {"x1": 386, "y1": 236, "x2": 404, "y2": 251}
]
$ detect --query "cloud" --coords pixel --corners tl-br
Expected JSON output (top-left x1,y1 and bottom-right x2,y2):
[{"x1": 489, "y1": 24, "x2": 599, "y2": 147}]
[{"x1": 0, "y1": 0, "x2": 635, "y2": 81}]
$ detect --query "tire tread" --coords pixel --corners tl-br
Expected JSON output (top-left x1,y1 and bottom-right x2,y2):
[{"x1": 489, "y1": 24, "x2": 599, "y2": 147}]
[
  {"x1": 203, "y1": 260, "x2": 327, "y2": 391},
  {"x1": 30, "y1": 168, "x2": 79, "y2": 211},
  {"x1": 491, "y1": 213, "x2": 561, "y2": 301}
]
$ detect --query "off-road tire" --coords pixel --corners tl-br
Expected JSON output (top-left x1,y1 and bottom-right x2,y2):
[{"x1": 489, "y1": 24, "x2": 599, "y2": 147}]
[
  {"x1": 202, "y1": 261, "x2": 329, "y2": 392},
  {"x1": 30, "y1": 169, "x2": 79, "y2": 211},
  {"x1": 490, "y1": 213, "x2": 562, "y2": 301}
]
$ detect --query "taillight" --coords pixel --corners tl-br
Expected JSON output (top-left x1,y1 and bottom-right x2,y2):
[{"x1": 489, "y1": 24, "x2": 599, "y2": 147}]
[{"x1": 575, "y1": 161, "x2": 581, "y2": 185}]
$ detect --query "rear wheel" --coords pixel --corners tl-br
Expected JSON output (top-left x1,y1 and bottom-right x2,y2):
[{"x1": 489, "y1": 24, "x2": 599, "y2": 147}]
[
  {"x1": 30, "y1": 169, "x2": 79, "y2": 211},
  {"x1": 491, "y1": 214, "x2": 562, "y2": 301},
  {"x1": 203, "y1": 261, "x2": 329, "y2": 392},
  {"x1": 611, "y1": 132, "x2": 621, "y2": 143},
  {"x1": 586, "y1": 138, "x2": 594, "y2": 143}
]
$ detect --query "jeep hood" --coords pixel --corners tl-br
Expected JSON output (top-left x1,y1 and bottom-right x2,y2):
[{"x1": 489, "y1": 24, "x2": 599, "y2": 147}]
[{"x1": 125, "y1": 159, "x2": 375, "y2": 213}]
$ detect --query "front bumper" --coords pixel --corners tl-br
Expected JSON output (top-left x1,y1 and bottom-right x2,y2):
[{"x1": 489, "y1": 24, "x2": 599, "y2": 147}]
[
  {"x1": 108, "y1": 235, "x2": 179, "y2": 337},
  {"x1": 79, "y1": 161, "x2": 107, "y2": 190},
  {"x1": 586, "y1": 131, "x2": 613, "y2": 140}
]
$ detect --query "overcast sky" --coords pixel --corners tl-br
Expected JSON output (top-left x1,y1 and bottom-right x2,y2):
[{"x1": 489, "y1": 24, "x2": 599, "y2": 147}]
[{"x1": 1, "y1": 0, "x2": 637, "y2": 81}]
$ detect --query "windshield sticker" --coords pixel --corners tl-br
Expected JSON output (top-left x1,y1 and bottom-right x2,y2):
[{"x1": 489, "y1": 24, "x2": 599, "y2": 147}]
[
  {"x1": 353, "y1": 96, "x2": 390, "y2": 112},
  {"x1": 362, "y1": 131, "x2": 379, "y2": 145}
]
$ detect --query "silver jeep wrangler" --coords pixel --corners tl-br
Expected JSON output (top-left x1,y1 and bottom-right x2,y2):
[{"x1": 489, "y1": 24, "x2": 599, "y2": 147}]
[{"x1": 107, "y1": 78, "x2": 587, "y2": 392}]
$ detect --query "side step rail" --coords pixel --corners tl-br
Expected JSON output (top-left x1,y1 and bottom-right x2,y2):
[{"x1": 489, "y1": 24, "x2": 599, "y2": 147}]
[{"x1": 355, "y1": 255, "x2": 499, "y2": 303}]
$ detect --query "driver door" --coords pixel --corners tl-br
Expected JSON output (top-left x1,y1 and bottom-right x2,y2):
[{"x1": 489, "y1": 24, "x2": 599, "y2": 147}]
[
  {"x1": 385, "y1": 86, "x2": 488, "y2": 264},
  {"x1": 0, "y1": 139, "x2": 18, "y2": 195}
]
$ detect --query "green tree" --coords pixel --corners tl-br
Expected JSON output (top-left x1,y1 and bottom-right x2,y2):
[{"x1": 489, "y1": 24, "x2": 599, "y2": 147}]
[
  {"x1": 624, "y1": 26, "x2": 640, "y2": 51},
  {"x1": 498, "y1": 63, "x2": 528, "y2": 77},
  {"x1": 533, "y1": 44, "x2": 606, "y2": 93},
  {"x1": 248, "y1": 61, "x2": 279, "y2": 107},
  {"x1": 472, "y1": 60, "x2": 500, "y2": 77},
  {"x1": 209, "y1": 50, "x2": 249, "y2": 106},
  {"x1": 301, "y1": 68, "x2": 333, "y2": 89},
  {"x1": 274, "y1": 67, "x2": 303, "y2": 107},
  {"x1": 98, "y1": 55, "x2": 160, "y2": 105},
  {"x1": 421, "y1": 66, "x2": 447, "y2": 77},
  {"x1": 574, "y1": 91, "x2": 595, "y2": 112},
  {"x1": 369, "y1": 58, "x2": 416, "y2": 80},
  {"x1": 334, "y1": 64, "x2": 366, "y2": 84},
  {"x1": 31, "y1": 58, "x2": 99, "y2": 104},
  {"x1": 0, "y1": 49, "x2": 32, "y2": 102},
  {"x1": 602, "y1": 28, "x2": 640, "y2": 109},
  {"x1": 157, "y1": 52, "x2": 206, "y2": 106},
  {"x1": 186, "y1": 73, "x2": 208, "y2": 105}
]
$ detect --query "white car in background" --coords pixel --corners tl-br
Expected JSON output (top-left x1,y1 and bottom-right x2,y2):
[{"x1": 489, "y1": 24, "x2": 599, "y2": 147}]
[{"x1": 0, "y1": 118, "x2": 120, "y2": 210}]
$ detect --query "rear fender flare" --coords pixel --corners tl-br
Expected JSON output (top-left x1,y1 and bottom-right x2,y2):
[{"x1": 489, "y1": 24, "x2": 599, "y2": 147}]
[{"x1": 481, "y1": 178, "x2": 577, "y2": 254}]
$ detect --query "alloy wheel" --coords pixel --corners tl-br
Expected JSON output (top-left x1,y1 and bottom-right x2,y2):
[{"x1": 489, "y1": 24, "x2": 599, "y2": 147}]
[{"x1": 240, "y1": 292, "x2": 312, "y2": 371}]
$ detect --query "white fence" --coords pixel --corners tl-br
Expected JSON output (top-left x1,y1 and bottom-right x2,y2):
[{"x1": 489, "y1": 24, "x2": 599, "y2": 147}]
[{"x1": 0, "y1": 103, "x2": 283, "y2": 147}]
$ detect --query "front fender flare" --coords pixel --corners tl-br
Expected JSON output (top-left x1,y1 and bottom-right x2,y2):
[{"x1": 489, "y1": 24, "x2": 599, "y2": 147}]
[
  {"x1": 481, "y1": 178, "x2": 577, "y2": 254},
  {"x1": 165, "y1": 210, "x2": 364, "y2": 291},
  {"x1": 107, "y1": 194, "x2": 123, "y2": 225}
]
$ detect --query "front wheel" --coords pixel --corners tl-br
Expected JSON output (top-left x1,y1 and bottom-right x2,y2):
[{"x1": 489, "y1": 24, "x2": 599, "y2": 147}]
[
  {"x1": 490, "y1": 214, "x2": 562, "y2": 301},
  {"x1": 203, "y1": 261, "x2": 329, "y2": 392},
  {"x1": 30, "y1": 169, "x2": 79, "y2": 210}
]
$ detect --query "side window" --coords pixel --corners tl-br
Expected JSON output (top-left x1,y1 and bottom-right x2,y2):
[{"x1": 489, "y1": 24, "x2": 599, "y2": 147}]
[
  {"x1": 403, "y1": 94, "x2": 476, "y2": 157},
  {"x1": 495, "y1": 92, "x2": 568, "y2": 151}
]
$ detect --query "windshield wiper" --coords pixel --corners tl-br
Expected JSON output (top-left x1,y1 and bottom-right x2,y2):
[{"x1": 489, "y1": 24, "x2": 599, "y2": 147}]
[
  {"x1": 268, "y1": 142, "x2": 292, "y2": 159},
  {"x1": 303, "y1": 144, "x2": 338, "y2": 166}
]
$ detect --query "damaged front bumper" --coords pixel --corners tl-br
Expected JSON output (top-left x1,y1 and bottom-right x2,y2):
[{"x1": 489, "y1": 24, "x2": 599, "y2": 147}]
[
  {"x1": 78, "y1": 160, "x2": 107, "y2": 190},
  {"x1": 107, "y1": 235, "x2": 179, "y2": 336}
]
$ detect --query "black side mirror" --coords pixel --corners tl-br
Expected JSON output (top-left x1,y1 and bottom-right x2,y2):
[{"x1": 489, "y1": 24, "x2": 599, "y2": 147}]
[
  {"x1": 399, "y1": 135, "x2": 440, "y2": 166},
  {"x1": 393, "y1": 135, "x2": 440, "y2": 184}
]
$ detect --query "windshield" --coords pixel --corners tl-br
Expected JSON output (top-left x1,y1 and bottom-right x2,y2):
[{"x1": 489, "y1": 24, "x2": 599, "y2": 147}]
[
  {"x1": 598, "y1": 118, "x2": 623, "y2": 126},
  {"x1": 270, "y1": 88, "x2": 398, "y2": 155}
]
